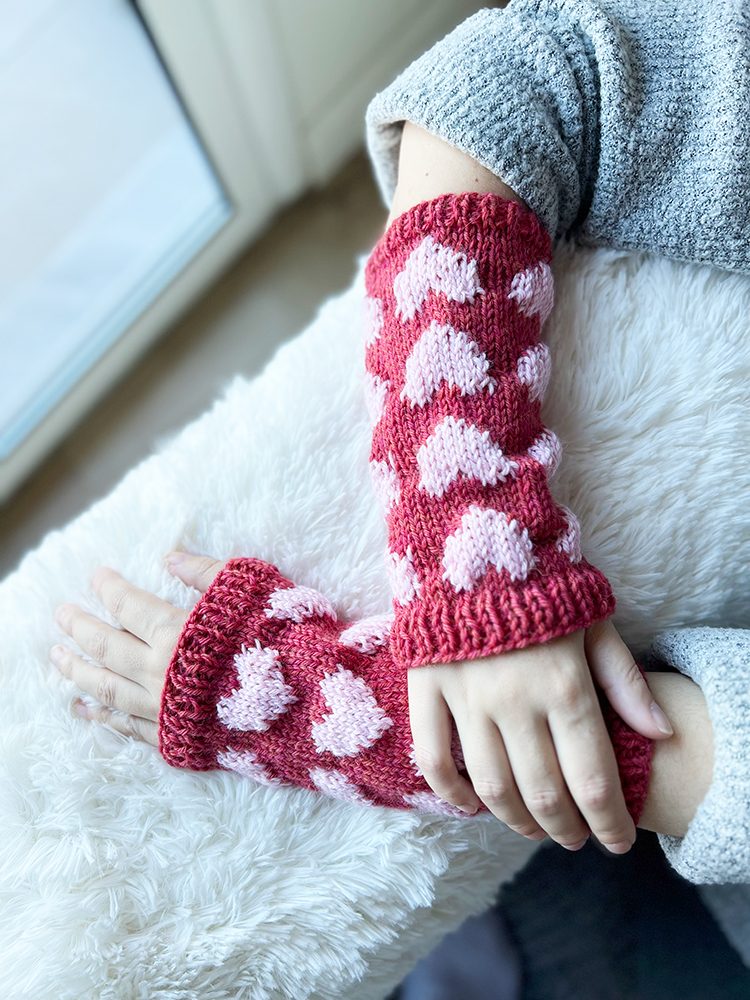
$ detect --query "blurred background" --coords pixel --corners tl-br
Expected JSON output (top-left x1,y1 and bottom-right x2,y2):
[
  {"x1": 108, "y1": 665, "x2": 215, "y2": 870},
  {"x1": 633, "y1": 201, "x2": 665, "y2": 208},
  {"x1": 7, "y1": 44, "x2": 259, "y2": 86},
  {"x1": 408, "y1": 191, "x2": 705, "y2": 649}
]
[{"x1": 0, "y1": 0, "x2": 484, "y2": 576}]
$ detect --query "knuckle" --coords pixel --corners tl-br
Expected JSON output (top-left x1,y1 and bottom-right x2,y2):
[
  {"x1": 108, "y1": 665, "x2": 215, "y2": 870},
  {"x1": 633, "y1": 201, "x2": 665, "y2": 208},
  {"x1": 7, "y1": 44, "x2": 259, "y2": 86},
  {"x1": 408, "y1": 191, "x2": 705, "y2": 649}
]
[
  {"x1": 197, "y1": 556, "x2": 216, "y2": 577},
  {"x1": 472, "y1": 778, "x2": 511, "y2": 810},
  {"x1": 95, "y1": 674, "x2": 118, "y2": 709},
  {"x1": 575, "y1": 775, "x2": 618, "y2": 814},
  {"x1": 107, "y1": 585, "x2": 129, "y2": 623},
  {"x1": 525, "y1": 787, "x2": 564, "y2": 818},
  {"x1": 413, "y1": 746, "x2": 454, "y2": 784},
  {"x1": 620, "y1": 658, "x2": 644, "y2": 689},
  {"x1": 89, "y1": 629, "x2": 110, "y2": 665},
  {"x1": 553, "y1": 677, "x2": 586, "y2": 714},
  {"x1": 124, "y1": 714, "x2": 142, "y2": 739}
]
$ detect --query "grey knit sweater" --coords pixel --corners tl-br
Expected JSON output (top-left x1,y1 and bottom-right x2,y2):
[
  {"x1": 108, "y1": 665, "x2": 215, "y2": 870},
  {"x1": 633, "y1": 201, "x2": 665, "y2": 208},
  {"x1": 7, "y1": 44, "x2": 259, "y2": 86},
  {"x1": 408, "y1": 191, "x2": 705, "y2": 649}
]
[
  {"x1": 366, "y1": 1, "x2": 750, "y2": 273},
  {"x1": 365, "y1": 1, "x2": 750, "y2": 899}
]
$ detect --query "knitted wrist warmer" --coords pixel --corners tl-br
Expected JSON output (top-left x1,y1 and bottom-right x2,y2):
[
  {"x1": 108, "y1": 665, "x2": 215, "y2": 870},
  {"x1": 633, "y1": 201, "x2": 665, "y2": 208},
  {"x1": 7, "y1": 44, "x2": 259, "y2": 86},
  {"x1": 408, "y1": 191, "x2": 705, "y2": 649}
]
[
  {"x1": 159, "y1": 558, "x2": 651, "y2": 823},
  {"x1": 364, "y1": 193, "x2": 615, "y2": 668}
]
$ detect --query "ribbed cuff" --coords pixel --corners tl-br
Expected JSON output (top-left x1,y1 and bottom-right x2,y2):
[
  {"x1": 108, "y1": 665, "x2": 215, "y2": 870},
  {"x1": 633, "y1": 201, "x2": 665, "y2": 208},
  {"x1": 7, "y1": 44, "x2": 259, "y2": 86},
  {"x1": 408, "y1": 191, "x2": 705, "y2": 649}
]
[
  {"x1": 391, "y1": 549, "x2": 615, "y2": 669},
  {"x1": 159, "y1": 559, "x2": 285, "y2": 770},
  {"x1": 601, "y1": 694, "x2": 653, "y2": 825}
]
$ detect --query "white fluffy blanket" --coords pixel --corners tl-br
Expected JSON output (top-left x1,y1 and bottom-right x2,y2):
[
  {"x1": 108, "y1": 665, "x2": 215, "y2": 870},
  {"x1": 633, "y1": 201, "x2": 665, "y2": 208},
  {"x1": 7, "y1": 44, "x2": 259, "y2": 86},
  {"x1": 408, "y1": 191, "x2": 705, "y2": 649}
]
[{"x1": 1, "y1": 246, "x2": 749, "y2": 999}]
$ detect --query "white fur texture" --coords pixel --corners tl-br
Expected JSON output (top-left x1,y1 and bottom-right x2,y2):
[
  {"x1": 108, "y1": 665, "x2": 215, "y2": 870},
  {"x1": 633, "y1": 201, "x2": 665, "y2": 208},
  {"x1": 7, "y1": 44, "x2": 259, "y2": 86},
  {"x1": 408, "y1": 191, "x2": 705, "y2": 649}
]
[{"x1": 1, "y1": 246, "x2": 749, "y2": 997}]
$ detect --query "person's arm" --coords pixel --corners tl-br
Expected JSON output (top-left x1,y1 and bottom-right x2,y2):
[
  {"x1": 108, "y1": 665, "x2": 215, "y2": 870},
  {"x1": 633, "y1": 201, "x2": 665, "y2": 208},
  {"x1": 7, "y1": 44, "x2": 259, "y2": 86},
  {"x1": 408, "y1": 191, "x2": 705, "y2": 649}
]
[
  {"x1": 50, "y1": 555, "x2": 712, "y2": 839},
  {"x1": 637, "y1": 671, "x2": 713, "y2": 838},
  {"x1": 386, "y1": 122, "x2": 526, "y2": 226},
  {"x1": 370, "y1": 122, "x2": 672, "y2": 853}
]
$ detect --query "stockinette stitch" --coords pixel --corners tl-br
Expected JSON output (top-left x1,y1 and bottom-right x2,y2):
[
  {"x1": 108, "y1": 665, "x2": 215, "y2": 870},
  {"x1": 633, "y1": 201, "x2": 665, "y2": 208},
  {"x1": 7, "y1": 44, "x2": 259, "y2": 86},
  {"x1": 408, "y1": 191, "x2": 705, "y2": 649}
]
[
  {"x1": 159, "y1": 558, "x2": 652, "y2": 822},
  {"x1": 364, "y1": 193, "x2": 614, "y2": 668}
]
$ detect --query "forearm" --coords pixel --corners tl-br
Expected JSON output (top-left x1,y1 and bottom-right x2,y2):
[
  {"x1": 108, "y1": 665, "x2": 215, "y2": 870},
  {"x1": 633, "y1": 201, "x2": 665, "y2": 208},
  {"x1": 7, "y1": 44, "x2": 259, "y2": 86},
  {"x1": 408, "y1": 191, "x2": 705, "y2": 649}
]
[{"x1": 637, "y1": 672, "x2": 714, "y2": 838}]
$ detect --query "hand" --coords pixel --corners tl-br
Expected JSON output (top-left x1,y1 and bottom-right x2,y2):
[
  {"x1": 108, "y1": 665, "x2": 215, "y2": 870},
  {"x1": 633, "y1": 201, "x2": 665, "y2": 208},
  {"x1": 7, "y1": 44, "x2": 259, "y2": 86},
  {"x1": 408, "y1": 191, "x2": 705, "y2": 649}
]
[
  {"x1": 408, "y1": 622, "x2": 673, "y2": 853},
  {"x1": 51, "y1": 554, "x2": 224, "y2": 745}
]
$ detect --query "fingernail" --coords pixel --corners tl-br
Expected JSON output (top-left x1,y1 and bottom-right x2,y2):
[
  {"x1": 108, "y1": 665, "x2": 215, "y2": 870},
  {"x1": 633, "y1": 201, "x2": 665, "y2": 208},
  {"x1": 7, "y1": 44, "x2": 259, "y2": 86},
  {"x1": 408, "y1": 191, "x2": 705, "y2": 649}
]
[
  {"x1": 526, "y1": 831, "x2": 547, "y2": 841},
  {"x1": 606, "y1": 841, "x2": 632, "y2": 855},
  {"x1": 54, "y1": 605, "x2": 68, "y2": 626},
  {"x1": 165, "y1": 552, "x2": 187, "y2": 573},
  {"x1": 562, "y1": 838, "x2": 589, "y2": 852},
  {"x1": 458, "y1": 804, "x2": 479, "y2": 815},
  {"x1": 50, "y1": 644, "x2": 64, "y2": 665},
  {"x1": 650, "y1": 701, "x2": 673, "y2": 736},
  {"x1": 72, "y1": 700, "x2": 88, "y2": 718}
]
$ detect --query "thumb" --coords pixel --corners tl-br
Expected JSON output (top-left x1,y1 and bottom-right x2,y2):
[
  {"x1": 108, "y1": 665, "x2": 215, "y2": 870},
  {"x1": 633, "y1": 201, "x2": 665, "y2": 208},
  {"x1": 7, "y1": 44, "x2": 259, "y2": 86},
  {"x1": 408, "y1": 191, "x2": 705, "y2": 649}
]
[
  {"x1": 585, "y1": 620, "x2": 674, "y2": 740},
  {"x1": 165, "y1": 552, "x2": 225, "y2": 593}
]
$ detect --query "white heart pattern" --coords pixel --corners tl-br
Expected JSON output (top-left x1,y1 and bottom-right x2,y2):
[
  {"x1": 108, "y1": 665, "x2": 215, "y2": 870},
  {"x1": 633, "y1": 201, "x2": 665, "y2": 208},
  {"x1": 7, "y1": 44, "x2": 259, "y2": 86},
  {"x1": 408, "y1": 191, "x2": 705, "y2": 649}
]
[
  {"x1": 393, "y1": 235, "x2": 484, "y2": 321},
  {"x1": 311, "y1": 666, "x2": 393, "y2": 757},
  {"x1": 265, "y1": 586, "x2": 336, "y2": 623},
  {"x1": 309, "y1": 767, "x2": 372, "y2": 805},
  {"x1": 216, "y1": 643, "x2": 297, "y2": 731},
  {"x1": 442, "y1": 505, "x2": 536, "y2": 591}
]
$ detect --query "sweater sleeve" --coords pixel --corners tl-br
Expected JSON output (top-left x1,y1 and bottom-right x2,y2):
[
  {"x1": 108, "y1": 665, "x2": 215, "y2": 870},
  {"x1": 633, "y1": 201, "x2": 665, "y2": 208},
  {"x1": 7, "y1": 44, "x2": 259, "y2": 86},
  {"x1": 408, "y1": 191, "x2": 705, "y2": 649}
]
[
  {"x1": 364, "y1": 192, "x2": 614, "y2": 669},
  {"x1": 366, "y1": 1, "x2": 750, "y2": 273},
  {"x1": 648, "y1": 628, "x2": 750, "y2": 884}
]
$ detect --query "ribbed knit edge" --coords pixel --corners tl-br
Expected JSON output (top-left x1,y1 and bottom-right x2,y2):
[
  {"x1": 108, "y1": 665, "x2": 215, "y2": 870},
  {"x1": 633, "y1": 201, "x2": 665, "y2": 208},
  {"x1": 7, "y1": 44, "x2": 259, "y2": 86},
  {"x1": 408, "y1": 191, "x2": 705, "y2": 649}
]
[
  {"x1": 392, "y1": 557, "x2": 615, "y2": 669},
  {"x1": 159, "y1": 559, "x2": 285, "y2": 770},
  {"x1": 601, "y1": 695, "x2": 653, "y2": 826},
  {"x1": 367, "y1": 191, "x2": 551, "y2": 271}
]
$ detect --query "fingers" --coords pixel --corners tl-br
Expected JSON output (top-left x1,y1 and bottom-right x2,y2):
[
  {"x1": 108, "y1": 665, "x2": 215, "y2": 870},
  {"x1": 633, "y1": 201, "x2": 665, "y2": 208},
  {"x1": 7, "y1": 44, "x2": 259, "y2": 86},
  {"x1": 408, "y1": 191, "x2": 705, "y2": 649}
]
[
  {"x1": 546, "y1": 680, "x2": 635, "y2": 853},
  {"x1": 55, "y1": 602, "x2": 148, "y2": 684},
  {"x1": 90, "y1": 567, "x2": 188, "y2": 649},
  {"x1": 165, "y1": 553, "x2": 225, "y2": 593},
  {"x1": 408, "y1": 668, "x2": 481, "y2": 815},
  {"x1": 586, "y1": 620, "x2": 673, "y2": 739},
  {"x1": 72, "y1": 699, "x2": 159, "y2": 747},
  {"x1": 502, "y1": 713, "x2": 592, "y2": 850},
  {"x1": 52, "y1": 644, "x2": 158, "y2": 722},
  {"x1": 457, "y1": 718, "x2": 546, "y2": 839}
]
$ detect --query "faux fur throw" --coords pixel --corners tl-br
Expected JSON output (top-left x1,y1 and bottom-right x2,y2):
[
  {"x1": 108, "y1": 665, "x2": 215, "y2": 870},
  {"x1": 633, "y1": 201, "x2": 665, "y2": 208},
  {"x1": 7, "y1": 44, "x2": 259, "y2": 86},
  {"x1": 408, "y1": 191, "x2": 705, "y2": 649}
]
[{"x1": 1, "y1": 244, "x2": 749, "y2": 999}]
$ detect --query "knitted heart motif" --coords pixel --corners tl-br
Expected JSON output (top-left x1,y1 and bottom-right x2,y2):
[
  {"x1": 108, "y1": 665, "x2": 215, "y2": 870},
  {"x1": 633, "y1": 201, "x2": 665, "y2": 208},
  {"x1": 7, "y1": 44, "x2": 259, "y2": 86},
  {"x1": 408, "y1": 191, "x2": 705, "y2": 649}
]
[
  {"x1": 417, "y1": 416, "x2": 517, "y2": 498},
  {"x1": 311, "y1": 666, "x2": 393, "y2": 756},
  {"x1": 309, "y1": 767, "x2": 373, "y2": 805},
  {"x1": 217, "y1": 748, "x2": 282, "y2": 786},
  {"x1": 401, "y1": 320, "x2": 495, "y2": 406},
  {"x1": 508, "y1": 262, "x2": 554, "y2": 322},
  {"x1": 216, "y1": 644, "x2": 297, "y2": 732},
  {"x1": 265, "y1": 586, "x2": 336, "y2": 622},
  {"x1": 362, "y1": 296, "x2": 383, "y2": 347},
  {"x1": 339, "y1": 614, "x2": 394, "y2": 654},
  {"x1": 442, "y1": 505, "x2": 535, "y2": 590},
  {"x1": 393, "y1": 235, "x2": 484, "y2": 321},
  {"x1": 516, "y1": 342, "x2": 552, "y2": 402}
]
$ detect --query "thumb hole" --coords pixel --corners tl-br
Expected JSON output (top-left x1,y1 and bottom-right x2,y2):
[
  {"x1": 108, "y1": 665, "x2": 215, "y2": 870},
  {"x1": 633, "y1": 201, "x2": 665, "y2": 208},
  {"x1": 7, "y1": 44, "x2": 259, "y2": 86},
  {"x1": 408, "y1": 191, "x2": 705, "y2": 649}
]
[
  {"x1": 166, "y1": 553, "x2": 225, "y2": 593},
  {"x1": 586, "y1": 620, "x2": 673, "y2": 740}
]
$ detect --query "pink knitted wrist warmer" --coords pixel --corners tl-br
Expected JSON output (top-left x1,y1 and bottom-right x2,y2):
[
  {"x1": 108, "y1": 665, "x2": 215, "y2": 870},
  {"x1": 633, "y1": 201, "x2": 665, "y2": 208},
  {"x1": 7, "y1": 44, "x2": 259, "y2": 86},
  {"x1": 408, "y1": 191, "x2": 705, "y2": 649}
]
[
  {"x1": 364, "y1": 193, "x2": 615, "y2": 668},
  {"x1": 159, "y1": 559, "x2": 652, "y2": 823}
]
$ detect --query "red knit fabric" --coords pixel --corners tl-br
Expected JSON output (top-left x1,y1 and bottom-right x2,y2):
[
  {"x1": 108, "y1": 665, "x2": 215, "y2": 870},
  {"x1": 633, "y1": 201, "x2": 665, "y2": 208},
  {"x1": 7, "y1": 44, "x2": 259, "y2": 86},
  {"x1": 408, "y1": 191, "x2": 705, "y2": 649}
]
[
  {"x1": 160, "y1": 558, "x2": 652, "y2": 823},
  {"x1": 364, "y1": 193, "x2": 615, "y2": 668}
]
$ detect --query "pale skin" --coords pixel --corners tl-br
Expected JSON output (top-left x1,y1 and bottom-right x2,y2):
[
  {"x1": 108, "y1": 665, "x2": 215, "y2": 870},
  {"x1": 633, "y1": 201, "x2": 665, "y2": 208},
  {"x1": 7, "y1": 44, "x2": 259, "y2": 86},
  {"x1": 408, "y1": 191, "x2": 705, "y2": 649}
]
[
  {"x1": 52, "y1": 555, "x2": 712, "y2": 841},
  {"x1": 51, "y1": 123, "x2": 715, "y2": 846}
]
